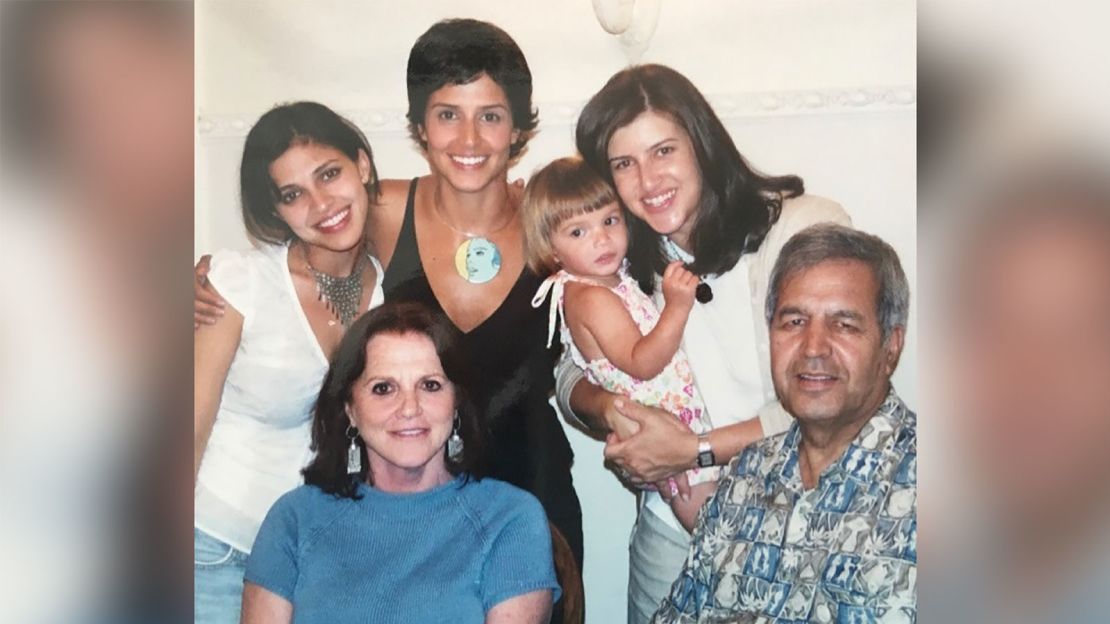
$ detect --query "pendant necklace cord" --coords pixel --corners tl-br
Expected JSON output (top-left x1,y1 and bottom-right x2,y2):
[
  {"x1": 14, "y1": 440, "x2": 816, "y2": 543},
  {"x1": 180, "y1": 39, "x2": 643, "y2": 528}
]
[
  {"x1": 431, "y1": 183, "x2": 515, "y2": 285},
  {"x1": 430, "y1": 183, "x2": 517, "y2": 239}
]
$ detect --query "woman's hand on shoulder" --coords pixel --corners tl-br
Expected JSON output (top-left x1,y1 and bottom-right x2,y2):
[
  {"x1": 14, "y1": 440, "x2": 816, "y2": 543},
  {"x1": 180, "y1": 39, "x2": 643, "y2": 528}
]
[{"x1": 194, "y1": 254, "x2": 225, "y2": 328}]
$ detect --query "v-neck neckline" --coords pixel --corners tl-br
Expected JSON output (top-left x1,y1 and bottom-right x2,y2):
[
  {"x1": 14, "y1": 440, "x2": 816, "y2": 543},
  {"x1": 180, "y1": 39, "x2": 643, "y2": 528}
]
[
  {"x1": 281, "y1": 243, "x2": 382, "y2": 365},
  {"x1": 457, "y1": 270, "x2": 529, "y2": 336},
  {"x1": 410, "y1": 180, "x2": 527, "y2": 336},
  {"x1": 420, "y1": 257, "x2": 530, "y2": 337}
]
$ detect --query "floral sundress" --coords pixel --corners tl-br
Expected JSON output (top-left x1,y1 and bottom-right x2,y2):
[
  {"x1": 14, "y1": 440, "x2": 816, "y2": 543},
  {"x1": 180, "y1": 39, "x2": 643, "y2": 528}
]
[{"x1": 532, "y1": 262, "x2": 719, "y2": 485}]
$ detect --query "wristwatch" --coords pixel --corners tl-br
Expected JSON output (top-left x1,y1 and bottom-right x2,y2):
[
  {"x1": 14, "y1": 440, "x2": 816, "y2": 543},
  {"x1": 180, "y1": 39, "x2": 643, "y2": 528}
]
[{"x1": 696, "y1": 433, "x2": 715, "y2": 468}]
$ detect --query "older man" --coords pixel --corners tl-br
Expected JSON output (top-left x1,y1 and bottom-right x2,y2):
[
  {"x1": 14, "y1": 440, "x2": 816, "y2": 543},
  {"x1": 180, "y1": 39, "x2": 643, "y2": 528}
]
[{"x1": 653, "y1": 224, "x2": 916, "y2": 623}]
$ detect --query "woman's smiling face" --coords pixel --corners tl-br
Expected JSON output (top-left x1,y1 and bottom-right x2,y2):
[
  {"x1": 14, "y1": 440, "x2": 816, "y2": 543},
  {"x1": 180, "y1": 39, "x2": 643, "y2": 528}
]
[
  {"x1": 269, "y1": 141, "x2": 371, "y2": 252},
  {"x1": 606, "y1": 110, "x2": 703, "y2": 250},
  {"x1": 418, "y1": 73, "x2": 520, "y2": 193},
  {"x1": 345, "y1": 331, "x2": 457, "y2": 487}
]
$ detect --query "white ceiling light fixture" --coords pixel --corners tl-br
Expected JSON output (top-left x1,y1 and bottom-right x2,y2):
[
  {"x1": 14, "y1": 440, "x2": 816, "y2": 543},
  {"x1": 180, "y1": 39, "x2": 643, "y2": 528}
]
[{"x1": 592, "y1": 0, "x2": 661, "y2": 63}]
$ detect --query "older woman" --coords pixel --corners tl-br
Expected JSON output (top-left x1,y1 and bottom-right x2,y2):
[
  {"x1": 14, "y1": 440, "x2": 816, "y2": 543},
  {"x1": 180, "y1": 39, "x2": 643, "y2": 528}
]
[
  {"x1": 240, "y1": 302, "x2": 560, "y2": 624},
  {"x1": 559, "y1": 64, "x2": 852, "y2": 622}
]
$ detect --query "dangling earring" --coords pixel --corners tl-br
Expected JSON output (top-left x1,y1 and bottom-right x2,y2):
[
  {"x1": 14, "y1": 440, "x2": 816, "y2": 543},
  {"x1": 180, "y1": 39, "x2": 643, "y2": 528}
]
[
  {"x1": 447, "y1": 411, "x2": 464, "y2": 461},
  {"x1": 346, "y1": 425, "x2": 362, "y2": 475}
]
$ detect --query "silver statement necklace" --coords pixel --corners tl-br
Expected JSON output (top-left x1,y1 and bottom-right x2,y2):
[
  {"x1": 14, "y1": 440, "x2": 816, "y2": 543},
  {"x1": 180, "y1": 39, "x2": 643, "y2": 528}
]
[
  {"x1": 432, "y1": 186, "x2": 514, "y2": 285},
  {"x1": 303, "y1": 243, "x2": 369, "y2": 328}
]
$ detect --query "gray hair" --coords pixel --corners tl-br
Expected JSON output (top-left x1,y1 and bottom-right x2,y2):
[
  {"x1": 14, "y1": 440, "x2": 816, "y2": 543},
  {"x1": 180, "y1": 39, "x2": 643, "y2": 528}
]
[{"x1": 765, "y1": 223, "x2": 910, "y2": 341}]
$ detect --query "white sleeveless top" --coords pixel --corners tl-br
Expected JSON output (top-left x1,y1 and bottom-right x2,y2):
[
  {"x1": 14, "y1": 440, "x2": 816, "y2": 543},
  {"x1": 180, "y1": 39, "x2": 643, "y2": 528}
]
[{"x1": 194, "y1": 243, "x2": 384, "y2": 552}]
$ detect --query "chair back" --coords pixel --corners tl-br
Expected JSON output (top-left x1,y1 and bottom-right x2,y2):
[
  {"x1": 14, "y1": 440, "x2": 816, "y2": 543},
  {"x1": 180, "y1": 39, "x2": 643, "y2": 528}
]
[{"x1": 549, "y1": 522, "x2": 584, "y2": 624}]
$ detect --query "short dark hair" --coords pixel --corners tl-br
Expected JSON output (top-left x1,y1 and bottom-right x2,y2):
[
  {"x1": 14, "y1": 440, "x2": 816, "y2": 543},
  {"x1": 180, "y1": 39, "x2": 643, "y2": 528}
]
[
  {"x1": 765, "y1": 224, "x2": 910, "y2": 342},
  {"x1": 239, "y1": 101, "x2": 380, "y2": 245},
  {"x1": 576, "y1": 64, "x2": 804, "y2": 294},
  {"x1": 302, "y1": 302, "x2": 486, "y2": 499},
  {"x1": 406, "y1": 19, "x2": 538, "y2": 158}
]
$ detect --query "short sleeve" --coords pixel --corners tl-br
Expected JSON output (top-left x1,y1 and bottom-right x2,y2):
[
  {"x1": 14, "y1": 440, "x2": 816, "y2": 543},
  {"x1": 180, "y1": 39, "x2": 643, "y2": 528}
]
[
  {"x1": 207, "y1": 248, "x2": 258, "y2": 322},
  {"x1": 480, "y1": 491, "x2": 562, "y2": 611},
  {"x1": 243, "y1": 491, "x2": 301, "y2": 601}
]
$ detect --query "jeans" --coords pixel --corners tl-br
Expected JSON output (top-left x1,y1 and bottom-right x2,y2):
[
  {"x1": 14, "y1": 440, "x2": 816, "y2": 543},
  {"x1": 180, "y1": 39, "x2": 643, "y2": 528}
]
[
  {"x1": 627, "y1": 507, "x2": 691, "y2": 624},
  {"x1": 194, "y1": 528, "x2": 249, "y2": 624}
]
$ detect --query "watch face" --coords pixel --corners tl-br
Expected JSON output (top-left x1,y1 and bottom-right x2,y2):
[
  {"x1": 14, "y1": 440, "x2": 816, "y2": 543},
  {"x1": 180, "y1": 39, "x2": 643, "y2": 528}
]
[{"x1": 697, "y1": 450, "x2": 715, "y2": 468}]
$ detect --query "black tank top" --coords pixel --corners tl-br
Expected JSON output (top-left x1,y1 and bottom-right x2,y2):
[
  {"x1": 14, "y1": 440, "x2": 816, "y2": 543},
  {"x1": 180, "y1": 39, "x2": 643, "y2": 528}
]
[{"x1": 381, "y1": 179, "x2": 582, "y2": 562}]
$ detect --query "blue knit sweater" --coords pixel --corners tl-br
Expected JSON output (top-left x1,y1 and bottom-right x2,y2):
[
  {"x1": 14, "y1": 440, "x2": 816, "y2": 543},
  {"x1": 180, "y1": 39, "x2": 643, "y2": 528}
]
[{"x1": 244, "y1": 475, "x2": 561, "y2": 623}]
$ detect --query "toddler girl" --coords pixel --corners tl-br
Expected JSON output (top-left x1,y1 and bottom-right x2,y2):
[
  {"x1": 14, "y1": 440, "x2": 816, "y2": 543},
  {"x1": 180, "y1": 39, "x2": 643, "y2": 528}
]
[{"x1": 525, "y1": 157, "x2": 718, "y2": 529}]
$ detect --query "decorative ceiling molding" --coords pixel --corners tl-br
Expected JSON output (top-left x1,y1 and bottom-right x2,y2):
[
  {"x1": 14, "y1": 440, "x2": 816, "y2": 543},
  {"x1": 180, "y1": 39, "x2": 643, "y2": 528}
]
[{"x1": 196, "y1": 85, "x2": 916, "y2": 139}]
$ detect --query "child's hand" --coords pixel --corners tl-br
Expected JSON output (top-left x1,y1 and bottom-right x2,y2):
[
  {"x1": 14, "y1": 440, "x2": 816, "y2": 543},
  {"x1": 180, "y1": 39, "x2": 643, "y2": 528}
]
[
  {"x1": 661, "y1": 261, "x2": 698, "y2": 312},
  {"x1": 670, "y1": 480, "x2": 717, "y2": 532},
  {"x1": 606, "y1": 398, "x2": 642, "y2": 442},
  {"x1": 658, "y1": 473, "x2": 690, "y2": 503}
]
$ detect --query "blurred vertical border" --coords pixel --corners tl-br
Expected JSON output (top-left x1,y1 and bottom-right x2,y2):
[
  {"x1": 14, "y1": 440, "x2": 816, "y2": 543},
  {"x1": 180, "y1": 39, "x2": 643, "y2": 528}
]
[
  {"x1": 921, "y1": 0, "x2": 1110, "y2": 621},
  {"x1": 1, "y1": 1, "x2": 194, "y2": 622}
]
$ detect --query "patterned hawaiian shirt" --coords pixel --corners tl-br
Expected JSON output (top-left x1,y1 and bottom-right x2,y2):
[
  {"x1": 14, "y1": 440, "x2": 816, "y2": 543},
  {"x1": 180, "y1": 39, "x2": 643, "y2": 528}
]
[{"x1": 653, "y1": 390, "x2": 917, "y2": 623}]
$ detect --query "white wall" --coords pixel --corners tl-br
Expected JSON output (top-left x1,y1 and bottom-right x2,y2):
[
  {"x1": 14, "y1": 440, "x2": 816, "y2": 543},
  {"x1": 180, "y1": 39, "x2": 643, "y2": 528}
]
[{"x1": 196, "y1": 2, "x2": 916, "y2": 621}]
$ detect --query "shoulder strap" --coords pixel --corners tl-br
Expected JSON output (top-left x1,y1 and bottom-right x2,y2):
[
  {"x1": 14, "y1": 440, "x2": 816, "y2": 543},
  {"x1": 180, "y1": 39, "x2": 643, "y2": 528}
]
[
  {"x1": 532, "y1": 271, "x2": 579, "y2": 349},
  {"x1": 381, "y1": 178, "x2": 421, "y2": 295}
]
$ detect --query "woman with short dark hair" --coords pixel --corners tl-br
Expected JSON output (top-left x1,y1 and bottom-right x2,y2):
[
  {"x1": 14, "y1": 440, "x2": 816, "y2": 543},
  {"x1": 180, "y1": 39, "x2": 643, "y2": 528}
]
[{"x1": 374, "y1": 21, "x2": 583, "y2": 576}]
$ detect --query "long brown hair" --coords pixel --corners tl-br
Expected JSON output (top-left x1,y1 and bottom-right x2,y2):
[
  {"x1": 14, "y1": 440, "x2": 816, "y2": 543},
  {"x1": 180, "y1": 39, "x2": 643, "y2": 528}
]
[{"x1": 576, "y1": 64, "x2": 803, "y2": 294}]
